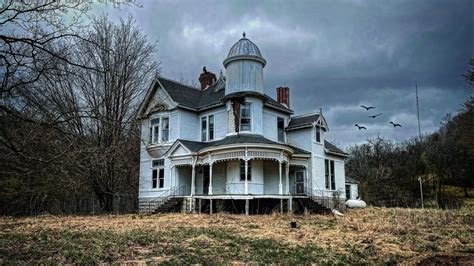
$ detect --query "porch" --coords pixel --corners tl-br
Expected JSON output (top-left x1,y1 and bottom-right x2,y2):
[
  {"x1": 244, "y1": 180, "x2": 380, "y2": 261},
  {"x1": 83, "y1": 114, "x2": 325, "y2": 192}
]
[{"x1": 171, "y1": 157, "x2": 310, "y2": 197}]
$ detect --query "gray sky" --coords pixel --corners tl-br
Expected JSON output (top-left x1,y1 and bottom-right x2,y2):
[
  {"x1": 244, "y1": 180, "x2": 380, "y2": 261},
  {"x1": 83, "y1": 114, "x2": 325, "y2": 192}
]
[{"x1": 98, "y1": 0, "x2": 472, "y2": 149}]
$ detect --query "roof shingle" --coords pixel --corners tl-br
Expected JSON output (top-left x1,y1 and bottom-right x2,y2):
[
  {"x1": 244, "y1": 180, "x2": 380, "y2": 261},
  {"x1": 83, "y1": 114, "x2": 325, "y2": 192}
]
[
  {"x1": 176, "y1": 134, "x2": 310, "y2": 155},
  {"x1": 287, "y1": 113, "x2": 320, "y2": 129},
  {"x1": 158, "y1": 77, "x2": 291, "y2": 112},
  {"x1": 324, "y1": 140, "x2": 348, "y2": 156}
]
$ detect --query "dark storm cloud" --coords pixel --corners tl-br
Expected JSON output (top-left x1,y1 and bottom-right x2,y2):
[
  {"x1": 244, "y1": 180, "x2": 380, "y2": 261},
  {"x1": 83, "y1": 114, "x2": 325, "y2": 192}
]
[{"x1": 100, "y1": 0, "x2": 472, "y2": 148}]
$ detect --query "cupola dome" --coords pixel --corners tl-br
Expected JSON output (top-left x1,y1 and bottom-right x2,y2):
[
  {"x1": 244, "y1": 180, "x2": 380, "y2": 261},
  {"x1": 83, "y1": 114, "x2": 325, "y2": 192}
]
[
  {"x1": 223, "y1": 32, "x2": 266, "y2": 67},
  {"x1": 223, "y1": 33, "x2": 266, "y2": 95}
]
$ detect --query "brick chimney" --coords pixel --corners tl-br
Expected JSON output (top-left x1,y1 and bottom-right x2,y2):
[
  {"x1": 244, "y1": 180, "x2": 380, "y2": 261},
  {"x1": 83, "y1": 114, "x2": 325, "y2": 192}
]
[
  {"x1": 199, "y1": 66, "x2": 216, "y2": 90},
  {"x1": 276, "y1": 87, "x2": 290, "y2": 108}
]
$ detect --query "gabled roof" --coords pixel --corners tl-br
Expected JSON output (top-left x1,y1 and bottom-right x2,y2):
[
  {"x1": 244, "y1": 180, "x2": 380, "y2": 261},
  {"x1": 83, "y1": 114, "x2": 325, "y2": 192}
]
[
  {"x1": 141, "y1": 76, "x2": 292, "y2": 115},
  {"x1": 168, "y1": 134, "x2": 310, "y2": 156},
  {"x1": 286, "y1": 112, "x2": 328, "y2": 131},
  {"x1": 324, "y1": 140, "x2": 348, "y2": 157},
  {"x1": 345, "y1": 176, "x2": 359, "y2": 184}
]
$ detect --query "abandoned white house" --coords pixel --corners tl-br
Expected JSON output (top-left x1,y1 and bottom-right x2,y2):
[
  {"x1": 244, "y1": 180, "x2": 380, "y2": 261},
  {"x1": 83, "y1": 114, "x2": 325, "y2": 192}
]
[{"x1": 137, "y1": 34, "x2": 356, "y2": 214}]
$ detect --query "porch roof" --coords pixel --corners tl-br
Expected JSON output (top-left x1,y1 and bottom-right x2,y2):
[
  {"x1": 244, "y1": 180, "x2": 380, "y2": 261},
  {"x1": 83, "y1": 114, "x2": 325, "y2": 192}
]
[{"x1": 175, "y1": 134, "x2": 311, "y2": 155}]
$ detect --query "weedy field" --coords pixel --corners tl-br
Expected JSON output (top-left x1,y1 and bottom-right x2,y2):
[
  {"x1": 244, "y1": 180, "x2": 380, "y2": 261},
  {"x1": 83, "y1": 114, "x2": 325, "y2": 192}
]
[{"x1": 1, "y1": 207, "x2": 473, "y2": 264}]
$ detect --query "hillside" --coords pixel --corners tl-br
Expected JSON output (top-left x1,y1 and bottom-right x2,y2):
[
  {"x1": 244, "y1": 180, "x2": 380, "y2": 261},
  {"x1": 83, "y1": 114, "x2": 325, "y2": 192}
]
[{"x1": 1, "y1": 208, "x2": 473, "y2": 264}]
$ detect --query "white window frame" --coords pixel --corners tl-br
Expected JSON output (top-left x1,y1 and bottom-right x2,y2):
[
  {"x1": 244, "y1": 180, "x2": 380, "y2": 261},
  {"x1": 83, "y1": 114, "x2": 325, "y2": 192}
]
[
  {"x1": 150, "y1": 116, "x2": 170, "y2": 144},
  {"x1": 240, "y1": 102, "x2": 251, "y2": 132},
  {"x1": 152, "y1": 159, "x2": 165, "y2": 189},
  {"x1": 325, "y1": 159, "x2": 336, "y2": 190},
  {"x1": 315, "y1": 125, "x2": 321, "y2": 143},
  {"x1": 277, "y1": 116, "x2": 285, "y2": 143},
  {"x1": 200, "y1": 114, "x2": 215, "y2": 142},
  {"x1": 239, "y1": 160, "x2": 251, "y2": 181}
]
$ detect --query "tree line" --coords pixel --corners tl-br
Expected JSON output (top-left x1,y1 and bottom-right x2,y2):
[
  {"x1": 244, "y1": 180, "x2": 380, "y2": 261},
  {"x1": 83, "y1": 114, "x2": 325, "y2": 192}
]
[
  {"x1": 1, "y1": 1, "x2": 157, "y2": 215},
  {"x1": 346, "y1": 63, "x2": 474, "y2": 208},
  {"x1": 0, "y1": 1, "x2": 471, "y2": 215}
]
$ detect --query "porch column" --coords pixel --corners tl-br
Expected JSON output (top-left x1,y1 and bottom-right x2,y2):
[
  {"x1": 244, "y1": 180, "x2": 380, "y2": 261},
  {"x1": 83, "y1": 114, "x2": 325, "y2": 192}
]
[
  {"x1": 305, "y1": 167, "x2": 309, "y2": 194},
  {"x1": 285, "y1": 162, "x2": 290, "y2": 195},
  {"x1": 169, "y1": 166, "x2": 174, "y2": 189},
  {"x1": 244, "y1": 159, "x2": 249, "y2": 195},
  {"x1": 191, "y1": 164, "x2": 196, "y2": 196},
  {"x1": 288, "y1": 198, "x2": 293, "y2": 214},
  {"x1": 278, "y1": 161, "x2": 283, "y2": 195},
  {"x1": 208, "y1": 162, "x2": 213, "y2": 195},
  {"x1": 245, "y1": 199, "x2": 249, "y2": 215}
]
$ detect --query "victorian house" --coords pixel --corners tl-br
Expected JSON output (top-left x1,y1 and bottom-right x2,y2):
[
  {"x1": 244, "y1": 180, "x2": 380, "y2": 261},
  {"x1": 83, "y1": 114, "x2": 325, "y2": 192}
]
[{"x1": 136, "y1": 34, "x2": 351, "y2": 214}]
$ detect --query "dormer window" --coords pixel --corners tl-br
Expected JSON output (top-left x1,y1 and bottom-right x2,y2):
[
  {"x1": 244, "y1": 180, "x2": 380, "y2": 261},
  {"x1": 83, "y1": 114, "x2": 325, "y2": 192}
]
[
  {"x1": 201, "y1": 114, "x2": 215, "y2": 141},
  {"x1": 240, "y1": 103, "x2": 251, "y2": 132},
  {"x1": 315, "y1": 126, "x2": 321, "y2": 143},
  {"x1": 150, "y1": 117, "x2": 169, "y2": 144}
]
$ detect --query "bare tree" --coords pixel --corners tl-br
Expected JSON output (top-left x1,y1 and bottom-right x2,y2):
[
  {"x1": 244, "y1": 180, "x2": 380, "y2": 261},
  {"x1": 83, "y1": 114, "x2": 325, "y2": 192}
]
[{"x1": 27, "y1": 15, "x2": 158, "y2": 212}]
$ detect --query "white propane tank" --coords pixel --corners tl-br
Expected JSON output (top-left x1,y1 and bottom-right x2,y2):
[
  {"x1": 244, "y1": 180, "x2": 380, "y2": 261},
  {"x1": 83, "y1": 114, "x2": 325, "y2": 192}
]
[{"x1": 345, "y1": 199, "x2": 367, "y2": 208}]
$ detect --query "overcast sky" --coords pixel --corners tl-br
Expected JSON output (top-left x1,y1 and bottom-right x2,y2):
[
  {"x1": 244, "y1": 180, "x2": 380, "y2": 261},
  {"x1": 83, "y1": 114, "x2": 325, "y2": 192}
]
[{"x1": 98, "y1": 0, "x2": 472, "y2": 149}]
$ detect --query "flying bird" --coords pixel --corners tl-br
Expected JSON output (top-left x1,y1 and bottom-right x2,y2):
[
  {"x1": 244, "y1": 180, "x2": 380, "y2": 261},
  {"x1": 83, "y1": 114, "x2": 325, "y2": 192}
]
[
  {"x1": 360, "y1": 105, "x2": 375, "y2": 111},
  {"x1": 368, "y1": 113, "x2": 383, "y2": 119},
  {"x1": 390, "y1": 121, "x2": 402, "y2": 128},
  {"x1": 354, "y1": 124, "x2": 367, "y2": 130}
]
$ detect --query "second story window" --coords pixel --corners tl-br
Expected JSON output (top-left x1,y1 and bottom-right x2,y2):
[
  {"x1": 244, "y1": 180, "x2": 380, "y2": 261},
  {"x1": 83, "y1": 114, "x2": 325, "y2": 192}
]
[
  {"x1": 161, "y1": 117, "x2": 169, "y2": 142},
  {"x1": 277, "y1": 117, "x2": 285, "y2": 142},
  {"x1": 150, "y1": 117, "x2": 169, "y2": 144},
  {"x1": 151, "y1": 118, "x2": 160, "y2": 144},
  {"x1": 201, "y1": 114, "x2": 215, "y2": 141},
  {"x1": 315, "y1": 126, "x2": 321, "y2": 143},
  {"x1": 240, "y1": 103, "x2": 251, "y2": 132}
]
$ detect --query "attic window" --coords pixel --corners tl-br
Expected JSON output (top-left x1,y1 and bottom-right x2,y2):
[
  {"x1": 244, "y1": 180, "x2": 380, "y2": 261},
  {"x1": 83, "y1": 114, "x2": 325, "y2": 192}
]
[{"x1": 315, "y1": 126, "x2": 321, "y2": 143}]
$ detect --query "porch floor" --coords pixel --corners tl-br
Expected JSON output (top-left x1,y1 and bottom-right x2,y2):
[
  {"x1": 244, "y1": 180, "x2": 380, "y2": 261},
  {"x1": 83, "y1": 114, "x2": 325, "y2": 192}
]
[{"x1": 176, "y1": 194, "x2": 308, "y2": 200}]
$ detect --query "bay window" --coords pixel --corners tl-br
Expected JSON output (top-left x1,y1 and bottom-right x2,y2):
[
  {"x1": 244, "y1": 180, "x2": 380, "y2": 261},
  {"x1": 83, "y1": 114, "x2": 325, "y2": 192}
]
[
  {"x1": 161, "y1": 117, "x2": 169, "y2": 142},
  {"x1": 149, "y1": 117, "x2": 169, "y2": 144}
]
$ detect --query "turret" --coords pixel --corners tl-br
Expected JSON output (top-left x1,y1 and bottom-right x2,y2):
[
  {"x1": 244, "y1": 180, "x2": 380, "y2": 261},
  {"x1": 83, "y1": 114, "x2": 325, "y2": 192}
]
[{"x1": 223, "y1": 33, "x2": 266, "y2": 95}]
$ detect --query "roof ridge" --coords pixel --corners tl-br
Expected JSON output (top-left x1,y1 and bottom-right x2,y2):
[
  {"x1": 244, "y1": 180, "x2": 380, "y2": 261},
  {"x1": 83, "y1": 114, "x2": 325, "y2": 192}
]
[
  {"x1": 158, "y1": 75, "x2": 200, "y2": 90},
  {"x1": 290, "y1": 112, "x2": 321, "y2": 119}
]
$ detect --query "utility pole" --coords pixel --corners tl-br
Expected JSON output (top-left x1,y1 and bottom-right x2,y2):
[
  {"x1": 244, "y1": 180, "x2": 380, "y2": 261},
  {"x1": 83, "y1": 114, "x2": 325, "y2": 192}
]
[
  {"x1": 416, "y1": 83, "x2": 422, "y2": 141},
  {"x1": 418, "y1": 177, "x2": 424, "y2": 209}
]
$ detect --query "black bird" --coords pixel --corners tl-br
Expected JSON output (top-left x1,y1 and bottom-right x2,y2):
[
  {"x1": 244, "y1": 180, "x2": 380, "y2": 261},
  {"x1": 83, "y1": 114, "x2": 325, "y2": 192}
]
[
  {"x1": 360, "y1": 105, "x2": 375, "y2": 111},
  {"x1": 355, "y1": 124, "x2": 367, "y2": 130},
  {"x1": 390, "y1": 121, "x2": 402, "y2": 127},
  {"x1": 368, "y1": 113, "x2": 383, "y2": 119}
]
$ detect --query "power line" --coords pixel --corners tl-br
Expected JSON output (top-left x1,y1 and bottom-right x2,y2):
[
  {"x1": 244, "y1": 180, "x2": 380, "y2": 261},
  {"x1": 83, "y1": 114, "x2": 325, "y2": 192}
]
[{"x1": 416, "y1": 83, "x2": 422, "y2": 141}]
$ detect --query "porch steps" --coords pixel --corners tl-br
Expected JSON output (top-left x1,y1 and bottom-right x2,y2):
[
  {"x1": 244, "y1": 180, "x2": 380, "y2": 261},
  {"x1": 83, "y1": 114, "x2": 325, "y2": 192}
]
[
  {"x1": 301, "y1": 198, "x2": 332, "y2": 214},
  {"x1": 153, "y1": 198, "x2": 183, "y2": 214},
  {"x1": 138, "y1": 198, "x2": 183, "y2": 214}
]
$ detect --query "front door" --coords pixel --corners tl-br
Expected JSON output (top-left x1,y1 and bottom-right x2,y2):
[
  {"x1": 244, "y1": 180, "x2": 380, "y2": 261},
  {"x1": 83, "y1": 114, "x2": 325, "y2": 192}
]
[{"x1": 295, "y1": 170, "x2": 305, "y2": 194}]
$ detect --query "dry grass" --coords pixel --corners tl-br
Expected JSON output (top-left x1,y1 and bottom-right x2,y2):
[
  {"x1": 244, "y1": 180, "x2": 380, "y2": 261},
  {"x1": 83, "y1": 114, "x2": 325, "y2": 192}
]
[{"x1": 1, "y1": 207, "x2": 473, "y2": 264}]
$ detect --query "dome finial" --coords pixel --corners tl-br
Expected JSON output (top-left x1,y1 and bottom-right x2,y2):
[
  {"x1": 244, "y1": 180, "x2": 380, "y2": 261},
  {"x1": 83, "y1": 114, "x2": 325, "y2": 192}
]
[{"x1": 242, "y1": 32, "x2": 246, "y2": 38}]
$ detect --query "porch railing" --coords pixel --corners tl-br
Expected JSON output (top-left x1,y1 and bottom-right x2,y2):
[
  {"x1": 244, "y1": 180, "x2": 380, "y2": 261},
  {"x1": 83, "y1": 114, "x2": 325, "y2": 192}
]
[
  {"x1": 296, "y1": 186, "x2": 345, "y2": 211},
  {"x1": 140, "y1": 185, "x2": 187, "y2": 213}
]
